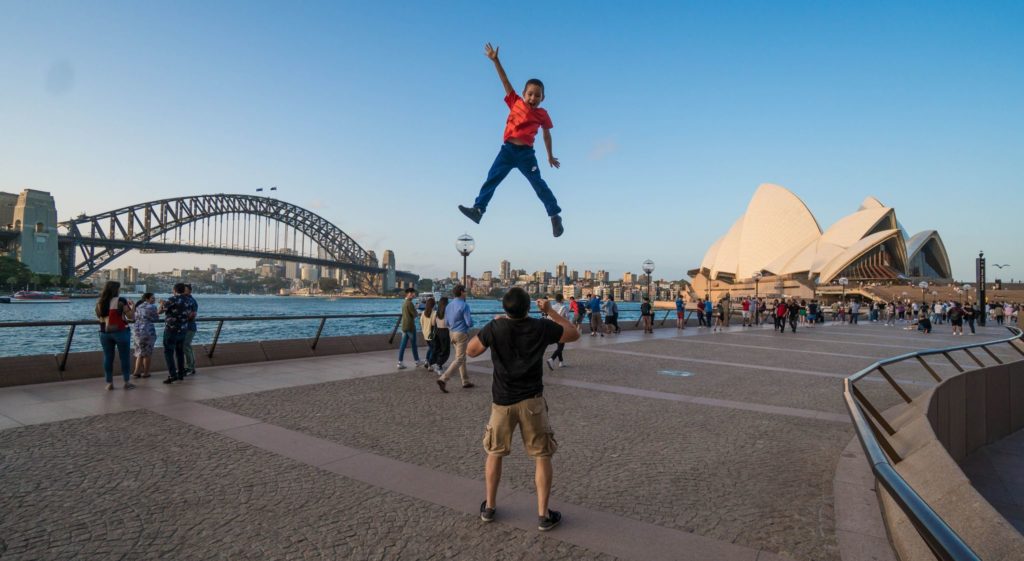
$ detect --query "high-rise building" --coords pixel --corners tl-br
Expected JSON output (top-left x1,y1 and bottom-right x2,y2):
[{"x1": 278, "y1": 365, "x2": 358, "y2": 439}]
[
  {"x1": 555, "y1": 261, "x2": 568, "y2": 283},
  {"x1": 450, "y1": 271, "x2": 459, "y2": 280},
  {"x1": 597, "y1": 270, "x2": 610, "y2": 282},
  {"x1": 482, "y1": 270, "x2": 493, "y2": 281},
  {"x1": 500, "y1": 260, "x2": 512, "y2": 282},
  {"x1": 623, "y1": 272, "x2": 635, "y2": 284},
  {"x1": 584, "y1": 270, "x2": 593, "y2": 281},
  {"x1": 570, "y1": 270, "x2": 579, "y2": 282}
]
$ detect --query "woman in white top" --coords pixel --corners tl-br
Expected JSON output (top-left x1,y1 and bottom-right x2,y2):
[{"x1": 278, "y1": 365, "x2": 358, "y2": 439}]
[
  {"x1": 546, "y1": 293, "x2": 571, "y2": 369},
  {"x1": 420, "y1": 298, "x2": 437, "y2": 369}
]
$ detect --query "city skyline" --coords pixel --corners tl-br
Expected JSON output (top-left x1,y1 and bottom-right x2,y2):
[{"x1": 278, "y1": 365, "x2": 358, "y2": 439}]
[{"x1": 2, "y1": 2, "x2": 1021, "y2": 281}]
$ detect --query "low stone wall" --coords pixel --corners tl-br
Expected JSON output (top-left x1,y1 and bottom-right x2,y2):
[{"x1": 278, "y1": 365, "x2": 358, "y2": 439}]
[
  {"x1": 0, "y1": 332, "x2": 425, "y2": 388},
  {"x1": 877, "y1": 361, "x2": 1024, "y2": 560},
  {"x1": 0, "y1": 321, "x2": 655, "y2": 387}
]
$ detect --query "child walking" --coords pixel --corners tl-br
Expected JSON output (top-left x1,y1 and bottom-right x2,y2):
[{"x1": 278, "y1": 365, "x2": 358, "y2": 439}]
[{"x1": 459, "y1": 43, "x2": 564, "y2": 237}]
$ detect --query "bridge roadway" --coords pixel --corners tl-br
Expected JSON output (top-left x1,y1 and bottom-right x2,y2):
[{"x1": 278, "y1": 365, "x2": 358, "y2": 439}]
[{"x1": 0, "y1": 320, "x2": 1015, "y2": 560}]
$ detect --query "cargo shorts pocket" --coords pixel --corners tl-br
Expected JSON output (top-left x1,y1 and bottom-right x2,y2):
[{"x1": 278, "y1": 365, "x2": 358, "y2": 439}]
[{"x1": 483, "y1": 425, "x2": 510, "y2": 456}]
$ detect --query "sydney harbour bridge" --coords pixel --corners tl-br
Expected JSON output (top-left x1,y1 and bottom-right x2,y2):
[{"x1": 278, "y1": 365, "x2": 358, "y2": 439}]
[{"x1": 2, "y1": 192, "x2": 417, "y2": 293}]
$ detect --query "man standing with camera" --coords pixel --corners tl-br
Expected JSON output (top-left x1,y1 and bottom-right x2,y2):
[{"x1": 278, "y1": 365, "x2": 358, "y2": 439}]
[{"x1": 467, "y1": 287, "x2": 580, "y2": 531}]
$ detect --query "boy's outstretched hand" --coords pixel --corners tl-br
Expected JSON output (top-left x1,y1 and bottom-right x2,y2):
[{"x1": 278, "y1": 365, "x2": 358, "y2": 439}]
[
  {"x1": 484, "y1": 43, "x2": 499, "y2": 60},
  {"x1": 548, "y1": 156, "x2": 560, "y2": 169}
]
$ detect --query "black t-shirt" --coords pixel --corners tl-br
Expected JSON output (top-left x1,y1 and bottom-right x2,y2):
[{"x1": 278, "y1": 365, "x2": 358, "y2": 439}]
[{"x1": 477, "y1": 317, "x2": 563, "y2": 406}]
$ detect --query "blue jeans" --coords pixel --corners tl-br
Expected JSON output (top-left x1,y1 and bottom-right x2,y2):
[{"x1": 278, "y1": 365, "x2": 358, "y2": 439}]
[
  {"x1": 183, "y1": 330, "x2": 197, "y2": 372},
  {"x1": 163, "y1": 330, "x2": 187, "y2": 379},
  {"x1": 398, "y1": 330, "x2": 419, "y2": 363},
  {"x1": 473, "y1": 143, "x2": 561, "y2": 217},
  {"x1": 99, "y1": 329, "x2": 131, "y2": 384}
]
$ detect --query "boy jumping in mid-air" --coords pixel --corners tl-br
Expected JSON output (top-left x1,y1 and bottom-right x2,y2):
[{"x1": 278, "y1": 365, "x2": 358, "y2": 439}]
[{"x1": 459, "y1": 43, "x2": 564, "y2": 237}]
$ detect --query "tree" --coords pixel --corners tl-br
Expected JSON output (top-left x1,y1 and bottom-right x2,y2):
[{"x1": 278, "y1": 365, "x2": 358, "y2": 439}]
[
  {"x1": 319, "y1": 277, "x2": 340, "y2": 292},
  {"x1": 0, "y1": 257, "x2": 31, "y2": 289},
  {"x1": 416, "y1": 278, "x2": 434, "y2": 293}
]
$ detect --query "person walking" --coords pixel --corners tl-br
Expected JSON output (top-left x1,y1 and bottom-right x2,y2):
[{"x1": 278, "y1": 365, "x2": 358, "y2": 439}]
[
  {"x1": 468, "y1": 288, "x2": 580, "y2": 530},
  {"x1": 546, "y1": 293, "x2": 571, "y2": 369},
  {"x1": 182, "y1": 284, "x2": 199, "y2": 376},
  {"x1": 703, "y1": 298, "x2": 713, "y2": 329},
  {"x1": 740, "y1": 297, "x2": 751, "y2": 327},
  {"x1": 949, "y1": 302, "x2": 964, "y2": 335},
  {"x1": 641, "y1": 296, "x2": 654, "y2": 333},
  {"x1": 588, "y1": 293, "x2": 603, "y2": 337},
  {"x1": 603, "y1": 294, "x2": 620, "y2": 334},
  {"x1": 438, "y1": 285, "x2": 474, "y2": 391},
  {"x1": 788, "y1": 299, "x2": 801, "y2": 333},
  {"x1": 696, "y1": 298, "x2": 706, "y2": 328},
  {"x1": 397, "y1": 288, "x2": 422, "y2": 369},
  {"x1": 160, "y1": 283, "x2": 191, "y2": 384},
  {"x1": 131, "y1": 292, "x2": 159, "y2": 379},
  {"x1": 849, "y1": 300, "x2": 860, "y2": 325},
  {"x1": 774, "y1": 299, "x2": 787, "y2": 333},
  {"x1": 964, "y1": 303, "x2": 976, "y2": 335},
  {"x1": 429, "y1": 297, "x2": 452, "y2": 373},
  {"x1": 95, "y1": 281, "x2": 135, "y2": 391},
  {"x1": 570, "y1": 296, "x2": 585, "y2": 329},
  {"x1": 722, "y1": 295, "x2": 732, "y2": 327},
  {"x1": 420, "y1": 297, "x2": 437, "y2": 368},
  {"x1": 712, "y1": 299, "x2": 725, "y2": 333},
  {"x1": 677, "y1": 293, "x2": 688, "y2": 330}
]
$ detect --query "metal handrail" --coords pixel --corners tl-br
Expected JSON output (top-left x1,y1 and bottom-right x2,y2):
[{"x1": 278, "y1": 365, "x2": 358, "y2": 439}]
[
  {"x1": 0, "y1": 310, "x2": 541, "y2": 370},
  {"x1": 843, "y1": 326, "x2": 1024, "y2": 561}
]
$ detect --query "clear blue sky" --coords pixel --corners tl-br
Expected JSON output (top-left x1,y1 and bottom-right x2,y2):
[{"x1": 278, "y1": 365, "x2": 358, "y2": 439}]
[{"x1": 2, "y1": 1, "x2": 1021, "y2": 281}]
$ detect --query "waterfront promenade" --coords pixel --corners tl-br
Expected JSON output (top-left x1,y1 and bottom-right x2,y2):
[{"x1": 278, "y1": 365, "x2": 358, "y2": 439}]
[{"x1": 0, "y1": 321, "x2": 1017, "y2": 560}]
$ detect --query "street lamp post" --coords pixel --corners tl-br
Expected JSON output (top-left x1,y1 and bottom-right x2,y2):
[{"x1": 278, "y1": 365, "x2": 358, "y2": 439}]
[
  {"x1": 918, "y1": 280, "x2": 929, "y2": 305},
  {"x1": 642, "y1": 260, "x2": 655, "y2": 302},
  {"x1": 455, "y1": 234, "x2": 475, "y2": 289},
  {"x1": 752, "y1": 271, "x2": 762, "y2": 299},
  {"x1": 962, "y1": 284, "x2": 972, "y2": 306},
  {"x1": 838, "y1": 277, "x2": 849, "y2": 303}
]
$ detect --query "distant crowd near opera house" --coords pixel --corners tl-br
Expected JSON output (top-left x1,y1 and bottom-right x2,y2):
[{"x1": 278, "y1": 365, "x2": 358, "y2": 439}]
[{"x1": 689, "y1": 183, "x2": 952, "y2": 301}]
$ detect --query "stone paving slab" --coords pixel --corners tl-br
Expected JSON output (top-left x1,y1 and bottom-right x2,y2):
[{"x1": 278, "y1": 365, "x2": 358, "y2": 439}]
[
  {"x1": 550, "y1": 346, "x2": 903, "y2": 415},
  {"x1": 205, "y1": 368, "x2": 852, "y2": 561},
  {"x1": 0, "y1": 409, "x2": 619, "y2": 561}
]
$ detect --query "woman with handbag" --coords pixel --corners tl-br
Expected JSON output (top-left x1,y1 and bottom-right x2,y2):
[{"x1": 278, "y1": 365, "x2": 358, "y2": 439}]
[
  {"x1": 420, "y1": 297, "x2": 437, "y2": 369},
  {"x1": 95, "y1": 281, "x2": 135, "y2": 390},
  {"x1": 429, "y1": 297, "x2": 451, "y2": 374}
]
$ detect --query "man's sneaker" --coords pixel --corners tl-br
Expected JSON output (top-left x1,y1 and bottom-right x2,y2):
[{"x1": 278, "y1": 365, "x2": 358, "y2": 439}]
[
  {"x1": 123, "y1": 382, "x2": 136, "y2": 390},
  {"x1": 538, "y1": 510, "x2": 562, "y2": 531},
  {"x1": 546, "y1": 358, "x2": 555, "y2": 371},
  {"x1": 459, "y1": 205, "x2": 483, "y2": 224},
  {"x1": 397, "y1": 362, "x2": 407, "y2": 370},
  {"x1": 436, "y1": 379, "x2": 449, "y2": 393},
  {"x1": 480, "y1": 501, "x2": 495, "y2": 523},
  {"x1": 162, "y1": 377, "x2": 176, "y2": 384},
  {"x1": 558, "y1": 361, "x2": 566, "y2": 368},
  {"x1": 551, "y1": 215, "x2": 564, "y2": 237}
]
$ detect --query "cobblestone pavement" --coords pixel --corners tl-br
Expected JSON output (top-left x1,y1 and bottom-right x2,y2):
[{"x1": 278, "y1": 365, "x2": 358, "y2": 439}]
[
  {"x1": 0, "y1": 410, "x2": 617, "y2": 561},
  {"x1": 207, "y1": 363, "x2": 853, "y2": 560},
  {"x1": 2, "y1": 323, "x2": 1012, "y2": 560}
]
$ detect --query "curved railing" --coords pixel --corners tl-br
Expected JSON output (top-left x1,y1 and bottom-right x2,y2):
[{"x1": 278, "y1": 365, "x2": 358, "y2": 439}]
[{"x1": 843, "y1": 326, "x2": 1024, "y2": 561}]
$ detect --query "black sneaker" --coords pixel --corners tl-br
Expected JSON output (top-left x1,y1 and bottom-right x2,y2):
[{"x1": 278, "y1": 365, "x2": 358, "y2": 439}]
[
  {"x1": 480, "y1": 501, "x2": 495, "y2": 523},
  {"x1": 458, "y1": 205, "x2": 483, "y2": 224},
  {"x1": 162, "y1": 377, "x2": 176, "y2": 384},
  {"x1": 550, "y1": 215, "x2": 564, "y2": 237},
  {"x1": 538, "y1": 509, "x2": 561, "y2": 531}
]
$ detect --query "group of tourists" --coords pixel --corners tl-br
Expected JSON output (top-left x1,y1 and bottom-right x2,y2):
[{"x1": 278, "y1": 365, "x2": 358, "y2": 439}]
[
  {"x1": 397, "y1": 285, "x2": 476, "y2": 392},
  {"x1": 94, "y1": 280, "x2": 198, "y2": 390}
]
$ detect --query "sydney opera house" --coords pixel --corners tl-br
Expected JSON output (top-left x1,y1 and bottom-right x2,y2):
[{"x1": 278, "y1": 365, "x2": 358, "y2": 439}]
[{"x1": 689, "y1": 183, "x2": 952, "y2": 301}]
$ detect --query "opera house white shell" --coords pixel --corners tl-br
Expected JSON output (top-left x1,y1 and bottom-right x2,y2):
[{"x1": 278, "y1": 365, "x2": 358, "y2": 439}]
[{"x1": 695, "y1": 184, "x2": 951, "y2": 285}]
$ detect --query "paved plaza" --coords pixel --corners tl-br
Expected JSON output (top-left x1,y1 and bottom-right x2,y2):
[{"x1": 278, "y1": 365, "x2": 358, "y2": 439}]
[{"x1": 0, "y1": 320, "x2": 1017, "y2": 560}]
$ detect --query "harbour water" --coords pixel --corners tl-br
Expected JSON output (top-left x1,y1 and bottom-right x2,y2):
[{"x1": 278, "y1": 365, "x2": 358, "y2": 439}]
[{"x1": 0, "y1": 295, "x2": 645, "y2": 358}]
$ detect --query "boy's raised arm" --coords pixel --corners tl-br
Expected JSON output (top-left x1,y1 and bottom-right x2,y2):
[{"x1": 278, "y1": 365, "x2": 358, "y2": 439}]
[{"x1": 484, "y1": 43, "x2": 514, "y2": 96}]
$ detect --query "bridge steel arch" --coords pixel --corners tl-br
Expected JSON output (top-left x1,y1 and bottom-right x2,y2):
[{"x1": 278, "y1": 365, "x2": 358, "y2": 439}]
[{"x1": 60, "y1": 194, "x2": 382, "y2": 288}]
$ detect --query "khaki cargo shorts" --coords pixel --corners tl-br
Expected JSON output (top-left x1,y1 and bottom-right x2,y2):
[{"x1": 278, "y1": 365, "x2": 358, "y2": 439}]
[{"x1": 483, "y1": 396, "x2": 558, "y2": 459}]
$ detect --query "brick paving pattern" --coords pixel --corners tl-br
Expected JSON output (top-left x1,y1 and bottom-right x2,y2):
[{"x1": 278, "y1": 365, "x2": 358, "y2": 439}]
[{"x1": 0, "y1": 410, "x2": 616, "y2": 561}]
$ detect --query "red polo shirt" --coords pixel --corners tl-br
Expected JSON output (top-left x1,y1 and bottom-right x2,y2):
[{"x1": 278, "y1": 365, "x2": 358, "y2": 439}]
[{"x1": 503, "y1": 92, "x2": 552, "y2": 147}]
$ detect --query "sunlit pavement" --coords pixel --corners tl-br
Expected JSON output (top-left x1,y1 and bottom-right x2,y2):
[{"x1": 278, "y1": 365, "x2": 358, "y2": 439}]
[{"x1": 0, "y1": 320, "x2": 1015, "y2": 560}]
